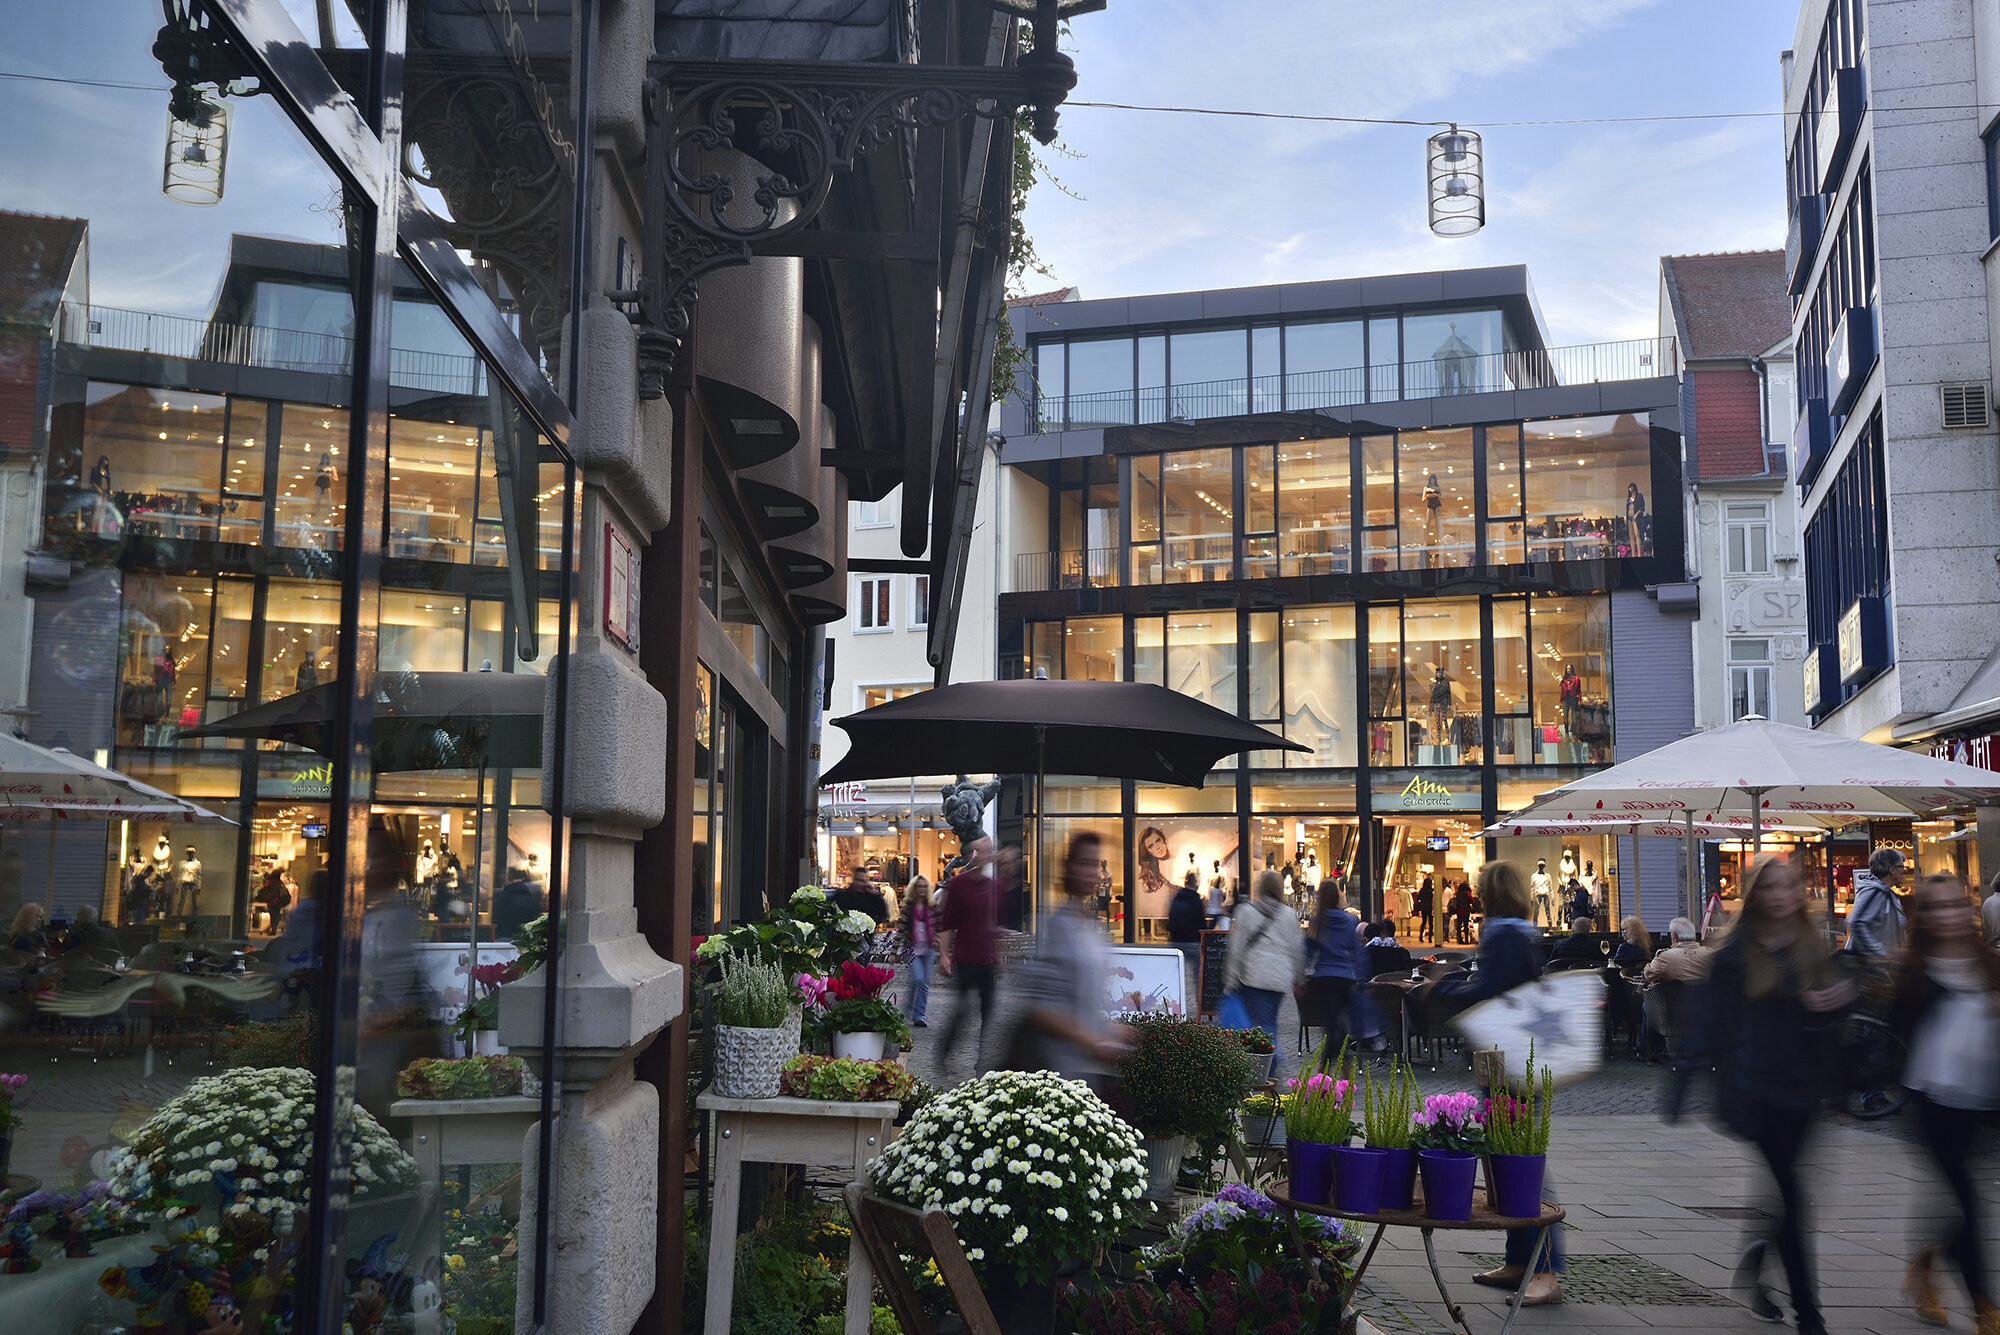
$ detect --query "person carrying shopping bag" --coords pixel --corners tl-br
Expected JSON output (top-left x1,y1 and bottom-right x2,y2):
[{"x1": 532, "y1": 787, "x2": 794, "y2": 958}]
[
  {"x1": 1891, "y1": 875, "x2": 2000, "y2": 1335},
  {"x1": 1221, "y1": 869, "x2": 1305, "y2": 1080}
]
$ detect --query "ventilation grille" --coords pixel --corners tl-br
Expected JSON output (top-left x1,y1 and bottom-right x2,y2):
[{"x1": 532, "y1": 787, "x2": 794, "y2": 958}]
[{"x1": 1941, "y1": 383, "x2": 1990, "y2": 429}]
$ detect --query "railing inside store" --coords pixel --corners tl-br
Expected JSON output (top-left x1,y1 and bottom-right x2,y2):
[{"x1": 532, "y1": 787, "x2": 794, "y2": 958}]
[
  {"x1": 1013, "y1": 546, "x2": 1122, "y2": 592},
  {"x1": 1033, "y1": 335, "x2": 1677, "y2": 432},
  {"x1": 63, "y1": 303, "x2": 487, "y2": 395}
]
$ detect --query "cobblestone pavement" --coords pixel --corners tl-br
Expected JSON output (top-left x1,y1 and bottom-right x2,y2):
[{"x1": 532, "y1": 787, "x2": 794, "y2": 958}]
[{"x1": 901, "y1": 969, "x2": 1993, "y2": 1335}]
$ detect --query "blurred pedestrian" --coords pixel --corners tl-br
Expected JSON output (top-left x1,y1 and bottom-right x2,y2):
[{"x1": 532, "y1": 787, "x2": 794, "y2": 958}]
[
  {"x1": 1847, "y1": 847, "x2": 1908, "y2": 958},
  {"x1": 1304, "y1": 877, "x2": 1361, "y2": 1049},
  {"x1": 1981, "y1": 871, "x2": 2000, "y2": 945},
  {"x1": 8, "y1": 903, "x2": 49, "y2": 955},
  {"x1": 1004, "y1": 832, "x2": 1130, "y2": 1083},
  {"x1": 1449, "y1": 880, "x2": 1474, "y2": 944},
  {"x1": 1414, "y1": 875, "x2": 1436, "y2": 944},
  {"x1": 1167, "y1": 869, "x2": 1206, "y2": 1002},
  {"x1": 898, "y1": 875, "x2": 937, "y2": 1029},
  {"x1": 1891, "y1": 875, "x2": 2000, "y2": 1334},
  {"x1": 994, "y1": 843, "x2": 1028, "y2": 933},
  {"x1": 1682, "y1": 855, "x2": 1854, "y2": 1335},
  {"x1": 937, "y1": 835, "x2": 1001, "y2": 1069},
  {"x1": 1222, "y1": 869, "x2": 1305, "y2": 1080},
  {"x1": 835, "y1": 867, "x2": 890, "y2": 926},
  {"x1": 1432, "y1": 861, "x2": 1565, "y2": 1306}
]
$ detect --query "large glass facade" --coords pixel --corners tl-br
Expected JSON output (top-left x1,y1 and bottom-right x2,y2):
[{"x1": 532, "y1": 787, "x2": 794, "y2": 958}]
[
  {"x1": 1521, "y1": 414, "x2": 1656, "y2": 558},
  {"x1": 3, "y1": 3, "x2": 580, "y2": 1330}
]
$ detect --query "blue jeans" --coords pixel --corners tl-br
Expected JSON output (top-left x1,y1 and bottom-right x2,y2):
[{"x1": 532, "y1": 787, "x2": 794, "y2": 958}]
[
  {"x1": 1239, "y1": 986, "x2": 1285, "y2": 1080},
  {"x1": 1503, "y1": 1177, "x2": 1565, "y2": 1274},
  {"x1": 904, "y1": 947, "x2": 935, "y2": 1024}
]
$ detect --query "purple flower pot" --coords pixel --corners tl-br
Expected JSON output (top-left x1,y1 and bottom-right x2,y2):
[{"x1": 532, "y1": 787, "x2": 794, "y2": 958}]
[
  {"x1": 1331, "y1": 1145, "x2": 1389, "y2": 1216},
  {"x1": 1418, "y1": 1149, "x2": 1479, "y2": 1221},
  {"x1": 1487, "y1": 1153, "x2": 1548, "y2": 1221},
  {"x1": 1287, "y1": 1139, "x2": 1336, "y2": 1207},
  {"x1": 1376, "y1": 1146, "x2": 1419, "y2": 1210}
]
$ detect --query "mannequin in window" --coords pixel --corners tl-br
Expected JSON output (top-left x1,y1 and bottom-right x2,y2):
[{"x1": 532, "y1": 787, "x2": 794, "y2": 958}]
[
  {"x1": 416, "y1": 839, "x2": 440, "y2": 895},
  {"x1": 1559, "y1": 665, "x2": 1583, "y2": 736},
  {"x1": 1209, "y1": 859, "x2": 1228, "y2": 912},
  {"x1": 1580, "y1": 860, "x2": 1598, "y2": 896},
  {"x1": 90, "y1": 455, "x2": 112, "y2": 497},
  {"x1": 1626, "y1": 484, "x2": 1647, "y2": 554},
  {"x1": 1428, "y1": 666, "x2": 1454, "y2": 754},
  {"x1": 1423, "y1": 472, "x2": 1442, "y2": 560},
  {"x1": 1531, "y1": 858, "x2": 1554, "y2": 927},
  {"x1": 175, "y1": 846, "x2": 203, "y2": 917},
  {"x1": 1559, "y1": 849, "x2": 1577, "y2": 884},
  {"x1": 314, "y1": 452, "x2": 337, "y2": 525},
  {"x1": 152, "y1": 833, "x2": 174, "y2": 882}
]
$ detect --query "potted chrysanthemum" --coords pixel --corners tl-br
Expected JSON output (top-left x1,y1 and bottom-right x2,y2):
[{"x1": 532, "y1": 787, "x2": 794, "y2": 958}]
[
  {"x1": 870, "y1": 1069, "x2": 1146, "y2": 1334},
  {"x1": 696, "y1": 885, "x2": 880, "y2": 1047},
  {"x1": 1112, "y1": 1014, "x2": 1255, "y2": 1198},
  {"x1": 1239, "y1": 1090, "x2": 1285, "y2": 1148}
]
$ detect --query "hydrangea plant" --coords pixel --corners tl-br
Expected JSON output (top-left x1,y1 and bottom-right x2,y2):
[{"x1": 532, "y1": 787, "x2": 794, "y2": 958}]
[
  {"x1": 870, "y1": 1070, "x2": 1146, "y2": 1284},
  {"x1": 695, "y1": 886, "x2": 877, "y2": 990},
  {"x1": 1142, "y1": 1182, "x2": 1350, "y2": 1284},
  {"x1": 109, "y1": 1066, "x2": 416, "y2": 1216}
]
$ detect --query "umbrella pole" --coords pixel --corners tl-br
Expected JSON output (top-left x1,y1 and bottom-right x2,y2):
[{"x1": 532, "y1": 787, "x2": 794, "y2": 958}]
[
  {"x1": 1683, "y1": 808, "x2": 1697, "y2": 929},
  {"x1": 45, "y1": 820, "x2": 56, "y2": 911},
  {"x1": 1749, "y1": 786, "x2": 1767, "y2": 856},
  {"x1": 1035, "y1": 724, "x2": 1047, "y2": 934}
]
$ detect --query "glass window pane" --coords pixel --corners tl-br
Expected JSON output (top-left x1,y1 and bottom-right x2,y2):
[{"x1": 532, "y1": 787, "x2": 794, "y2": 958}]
[
  {"x1": 387, "y1": 410, "x2": 480, "y2": 563},
  {"x1": 74, "y1": 384, "x2": 228, "y2": 543},
  {"x1": 1402, "y1": 308, "x2": 1506, "y2": 398},
  {"x1": 1279, "y1": 437, "x2": 1352, "y2": 575},
  {"x1": 1492, "y1": 597, "x2": 1532, "y2": 762},
  {"x1": 1533, "y1": 594, "x2": 1613, "y2": 763},
  {"x1": 1138, "y1": 334, "x2": 1167, "y2": 423},
  {"x1": 1170, "y1": 328, "x2": 1248, "y2": 419},
  {"x1": 275, "y1": 404, "x2": 350, "y2": 551},
  {"x1": 1161, "y1": 448, "x2": 1234, "y2": 583},
  {"x1": 1067, "y1": 336, "x2": 1134, "y2": 426},
  {"x1": 1251, "y1": 325, "x2": 1283, "y2": 412},
  {"x1": 1368, "y1": 316, "x2": 1400, "y2": 401},
  {"x1": 1029, "y1": 620, "x2": 1062, "y2": 678},
  {"x1": 1397, "y1": 428, "x2": 1475, "y2": 570},
  {"x1": 1064, "y1": 615, "x2": 1125, "y2": 682},
  {"x1": 1249, "y1": 611, "x2": 1281, "y2": 720},
  {"x1": 222, "y1": 397, "x2": 270, "y2": 543},
  {"x1": 380, "y1": 590, "x2": 468, "y2": 672},
  {"x1": 1286, "y1": 320, "x2": 1364, "y2": 409},
  {"x1": 1367, "y1": 605, "x2": 1405, "y2": 766},
  {"x1": 1132, "y1": 455, "x2": 1162, "y2": 543},
  {"x1": 1035, "y1": 341, "x2": 1065, "y2": 429},
  {"x1": 1486, "y1": 424, "x2": 1525, "y2": 564},
  {"x1": 1133, "y1": 616, "x2": 1165, "y2": 686},
  {"x1": 1167, "y1": 609, "x2": 1237, "y2": 715},
  {"x1": 1406, "y1": 598, "x2": 1483, "y2": 764},
  {"x1": 1730, "y1": 638, "x2": 1772, "y2": 662},
  {"x1": 1246, "y1": 444, "x2": 1275, "y2": 534},
  {"x1": 1523, "y1": 414, "x2": 1655, "y2": 559},
  {"x1": 1361, "y1": 435, "x2": 1396, "y2": 570},
  {"x1": 1282, "y1": 606, "x2": 1357, "y2": 767}
]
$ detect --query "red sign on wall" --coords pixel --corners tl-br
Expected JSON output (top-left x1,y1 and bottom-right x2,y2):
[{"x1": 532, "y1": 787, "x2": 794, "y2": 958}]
[{"x1": 1929, "y1": 736, "x2": 2000, "y2": 772}]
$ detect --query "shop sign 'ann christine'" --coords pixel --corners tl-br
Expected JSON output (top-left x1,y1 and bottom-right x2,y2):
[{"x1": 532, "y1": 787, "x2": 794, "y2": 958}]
[{"x1": 1396, "y1": 776, "x2": 1455, "y2": 811}]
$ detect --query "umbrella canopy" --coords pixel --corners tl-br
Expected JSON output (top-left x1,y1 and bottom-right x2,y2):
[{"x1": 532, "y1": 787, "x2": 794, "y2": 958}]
[
  {"x1": 1514, "y1": 718, "x2": 2000, "y2": 827},
  {"x1": 0, "y1": 735, "x2": 226, "y2": 823},
  {"x1": 818, "y1": 679, "x2": 1306, "y2": 787},
  {"x1": 182, "y1": 670, "x2": 545, "y2": 771},
  {"x1": 1481, "y1": 814, "x2": 1823, "y2": 842}
]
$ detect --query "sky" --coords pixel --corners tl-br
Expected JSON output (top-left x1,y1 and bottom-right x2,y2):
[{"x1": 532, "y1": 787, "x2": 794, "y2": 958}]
[{"x1": 1020, "y1": 0, "x2": 1803, "y2": 347}]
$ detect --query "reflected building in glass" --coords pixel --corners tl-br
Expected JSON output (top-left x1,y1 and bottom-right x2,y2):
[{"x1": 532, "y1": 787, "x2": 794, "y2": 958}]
[{"x1": 998, "y1": 267, "x2": 1697, "y2": 938}]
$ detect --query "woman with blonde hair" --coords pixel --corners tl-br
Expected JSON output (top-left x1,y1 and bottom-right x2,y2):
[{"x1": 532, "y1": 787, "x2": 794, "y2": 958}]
[
  {"x1": 1683, "y1": 855, "x2": 1854, "y2": 1335},
  {"x1": 898, "y1": 876, "x2": 937, "y2": 1028},
  {"x1": 7, "y1": 903, "x2": 48, "y2": 954},
  {"x1": 1613, "y1": 916, "x2": 1651, "y2": 968}
]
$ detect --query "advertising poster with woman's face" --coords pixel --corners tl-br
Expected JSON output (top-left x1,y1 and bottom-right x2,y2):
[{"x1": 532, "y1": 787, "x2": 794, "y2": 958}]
[{"x1": 1132, "y1": 818, "x2": 1239, "y2": 921}]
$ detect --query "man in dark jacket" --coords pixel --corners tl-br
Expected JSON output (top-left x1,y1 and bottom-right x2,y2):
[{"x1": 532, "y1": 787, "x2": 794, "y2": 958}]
[
  {"x1": 835, "y1": 870, "x2": 891, "y2": 926},
  {"x1": 1168, "y1": 871, "x2": 1206, "y2": 1001}
]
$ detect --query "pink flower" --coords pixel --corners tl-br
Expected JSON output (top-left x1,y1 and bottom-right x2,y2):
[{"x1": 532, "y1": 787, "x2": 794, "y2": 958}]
[{"x1": 795, "y1": 974, "x2": 831, "y2": 1010}]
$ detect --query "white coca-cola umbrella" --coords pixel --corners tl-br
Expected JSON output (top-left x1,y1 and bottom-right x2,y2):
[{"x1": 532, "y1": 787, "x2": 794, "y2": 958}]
[{"x1": 1509, "y1": 716, "x2": 2000, "y2": 919}]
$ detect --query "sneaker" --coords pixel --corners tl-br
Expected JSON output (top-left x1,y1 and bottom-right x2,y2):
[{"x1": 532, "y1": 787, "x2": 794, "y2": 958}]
[
  {"x1": 1735, "y1": 1241, "x2": 1783, "y2": 1324},
  {"x1": 914, "y1": 1020, "x2": 928, "y2": 1028}
]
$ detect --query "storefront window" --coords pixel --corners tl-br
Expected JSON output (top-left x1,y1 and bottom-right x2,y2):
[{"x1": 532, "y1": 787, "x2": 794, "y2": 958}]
[
  {"x1": 1532, "y1": 595, "x2": 1614, "y2": 764},
  {"x1": 1161, "y1": 448, "x2": 1233, "y2": 583},
  {"x1": 387, "y1": 411, "x2": 481, "y2": 563},
  {"x1": 1133, "y1": 815, "x2": 1239, "y2": 941},
  {"x1": 1064, "y1": 616, "x2": 1125, "y2": 682},
  {"x1": 1243, "y1": 444, "x2": 1277, "y2": 579},
  {"x1": 1492, "y1": 597, "x2": 1532, "y2": 764},
  {"x1": 1367, "y1": 605, "x2": 1406, "y2": 766},
  {"x1": 1041, "y1": 815, "x2": 1126, "y2": 937},
  {"x1": 1523, "y1": 414, "x2": 1655, "y2": 559},
  {"x1": 1166, "y1": 609, "x2": 1237, "y2": 716},
  {"x1": 1278, "y1": 436, "x2": 1352, "y2": 575},
  {"x1": 275, "y1": 404, "x2": 350, "y2": 549},
  {"x1": 1360, "y1": 435, "x2": 1397, "y2": 571},
  {"x1": 1397, "y1": 429, "x2": 1475, "y2": 570},
  {"x1": 1130, "y1": 455, "x2": 1162, "y2": 584},
  {"x1": 1028, "y1": 621, "x2": 1062, "y2": 679},
  {"x1": 1405, "y1": 599, "x2": 1483, "y2": 765},
  {"x1": 1283, "y1": 606, "x2": 1358, "y2": 767},
  {"x1": 1133, "y1": 616, "x2": 1164, "y2": 687},
  {"x1": 1486, "y1": 424, "x2": 1526, "y2": 564}
]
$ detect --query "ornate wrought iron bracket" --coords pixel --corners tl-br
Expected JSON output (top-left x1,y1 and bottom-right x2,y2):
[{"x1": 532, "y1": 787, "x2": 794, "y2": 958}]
[{"x1": 635, "y1": 16, "x2": 1090, "y2": 393}]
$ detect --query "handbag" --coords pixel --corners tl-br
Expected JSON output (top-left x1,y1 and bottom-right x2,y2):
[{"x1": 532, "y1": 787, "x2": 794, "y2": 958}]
[
  {"x1": 1215, "y1": 990, "x2": 1254, "y2": 1031},
  {"x1": 1450, "y1": 970, "x2": 1605, "y2": 1088}
]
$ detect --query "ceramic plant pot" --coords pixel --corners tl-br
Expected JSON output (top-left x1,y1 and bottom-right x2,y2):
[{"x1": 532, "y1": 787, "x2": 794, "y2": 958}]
[
  {"x1": 1486, "y1": 1152, "x2": 1548, "y2": 1221},
  {"x1": 1286, "y1": 1139, "x2": 1336, "y2": 1207},
  {"x1": 1418, "y1": 1149, "x2": 1478, "y2": 1221},
  {"x1": 1141, "y1": 1134, "x2": 1189, "y2": 1199},
  {"x1": 1376, "y1": 1146, "x2": 1419, "y2": 1210},
  {"x1": 711, "y1": 1023, "x2": 792, "y2": 1098},
  {"x1": 831, "y1": 1029, "x2": 889, "y2": 1062},
  {"x1": 1331, "y1": 1144, "x2": 1389, "y2": 1215}
]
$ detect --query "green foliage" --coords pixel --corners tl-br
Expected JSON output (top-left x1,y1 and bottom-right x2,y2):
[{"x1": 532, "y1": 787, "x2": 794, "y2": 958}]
[
  {"x1": 779, "y1": 1055, "x2": 916, "y2": 1103},
  {"x1": 396, "y1": 1055, "x2": 527, "y2": 1101},
  {"x1": 1485, "y1": 1041, "x2": 1554, "y2": 1157},
  {"x1": 687, "y1": 1196, "x2": 869, "y2": 1335},
  {"x1": 897, "y1": 1075, "x2": 940, "y2": 1127},
  {"x1": 1283, "y1": 1038, "x2": 1355, "y2": 1145},
  {"x1": 822, "y1": 997, "x2": 913, "y2": 1047},
  {"x1": 1240, "y1": 1092, "x2": 1282, "y2": 1118},
  {"x1": 442, "y1": 1201, "x2": 518, "y2": 1331},
  {"x1": 716, "y1": 953, "x2": 788, "y2": 1029},
  {"x1": 1361, "y1": 1057, "x2": 1421, "y2": 1150},
  {"x1": 223, "y1": 1010, "x2": 318, "y2": 1071},
  {"x1": 696, "y1": 886, "x2": 878, "y2": 986},
  {"x1": 1114, "y1": 1014, "x2": 1257, "y2": 1139}
]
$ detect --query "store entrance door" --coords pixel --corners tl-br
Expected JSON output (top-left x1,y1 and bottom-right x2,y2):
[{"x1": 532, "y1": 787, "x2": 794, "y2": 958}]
[{"x1": 712, "y1": 687, "x2": 771, "y2": 929}]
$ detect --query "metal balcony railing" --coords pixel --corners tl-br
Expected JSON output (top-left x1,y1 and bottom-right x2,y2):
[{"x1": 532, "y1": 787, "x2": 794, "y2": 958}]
[
  {"x1": 1013, "y1": 546, "x2": 1122, "y2": 592},
  {"x1": 1032, "y1": 335, "x2": 1678, "y2": 432},
  {"x1": 63, "y1": 303, "x2": 487, "y2": 396}
]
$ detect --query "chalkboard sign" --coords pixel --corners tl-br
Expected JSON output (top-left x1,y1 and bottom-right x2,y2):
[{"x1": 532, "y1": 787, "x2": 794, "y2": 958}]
[{"x1": 1199, "y1": 929, "x2": 1229, "y2": 1016}]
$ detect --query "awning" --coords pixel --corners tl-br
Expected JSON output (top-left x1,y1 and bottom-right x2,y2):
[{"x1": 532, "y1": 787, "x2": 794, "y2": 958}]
[{"x1": 1892, "y1": 640, "x2": 2000, "y2": 742}]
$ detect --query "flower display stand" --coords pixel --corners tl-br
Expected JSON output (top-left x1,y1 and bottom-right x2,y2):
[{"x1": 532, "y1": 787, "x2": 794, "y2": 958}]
[
  {"x1": 843, "y1": 1184, "x2": 1002, "y2": 1335},
  {"x1": 697, "y1": 1092, "x2": 900, "y2": 1335},
  {"x1": 390, "y1": 1094, "x2": 542, "y2": 1277}
]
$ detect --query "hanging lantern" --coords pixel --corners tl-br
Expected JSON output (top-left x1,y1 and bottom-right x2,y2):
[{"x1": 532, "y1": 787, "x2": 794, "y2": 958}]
[
  {"x1": 1427, "y1": 126, "x2": 1484, "y2": 238},
  {"x1": 162, "y1": 85, "x2": 230, "y2": 206}
]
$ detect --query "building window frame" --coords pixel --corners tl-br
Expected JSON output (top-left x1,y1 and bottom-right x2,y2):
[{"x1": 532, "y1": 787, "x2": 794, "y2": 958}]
[
  {"x1": 909, "y1": 574, "x2": 930, "y2": 630},
  {"x1": 1984, "y1": 121, "x2": 2000, "y2": 242},
  {"x1": 855, "y1": 493, "x2": 896, "y2": 529},
  {"x1": 855, "y1": 577, "x2": 893, "y2": 632},
  {"x1": 1725, "y1": 502, "x2": 1772, "y2": 575},
  {"x1": 1729, "y1": 637, "x2": 1774, "y2": 720}
]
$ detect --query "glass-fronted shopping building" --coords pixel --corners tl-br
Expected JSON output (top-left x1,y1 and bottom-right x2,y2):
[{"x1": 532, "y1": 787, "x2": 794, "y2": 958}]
[{"x1": 995, "y1": 269, "x2": 1696, "y2": 937}]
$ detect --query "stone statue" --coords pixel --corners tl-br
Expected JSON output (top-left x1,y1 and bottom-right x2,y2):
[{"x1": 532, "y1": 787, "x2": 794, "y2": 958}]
[{"x1": 938, "y1": 774, "x2": 1002, "y2": 879}]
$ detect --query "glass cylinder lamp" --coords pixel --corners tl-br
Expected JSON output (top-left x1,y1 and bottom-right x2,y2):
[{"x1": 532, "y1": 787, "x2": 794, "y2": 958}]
[
  {"x1": 162, "y1": 87, "x2": 229, "y2": 206},
  {"x1": 1426, "y1": 127, "x2": 1484, "y2": 238}
]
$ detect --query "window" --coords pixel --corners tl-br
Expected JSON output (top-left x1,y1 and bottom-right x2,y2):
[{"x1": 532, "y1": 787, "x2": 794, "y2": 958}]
[
  {"x1": 1282, "y1": 606, "x2": 1357, "y2": 766},
  {"x1": 1170, "y1": 329, "x2": 1248, "y2": 418},
  {"x1": 1066, "y1": 336, "x2": 1136, "y2": 426},
  {"x1": 862, "y1": 683, "x2": 928, "y2": 710},
  {"x1": 1396, "y1": 428, "x2": 1475, "y2": 570},
  {"x1": 1726, "y1": 503, "x2": 1771, "y2": 575},
  {"x1": 1522, "y1": 414, "x2": 1655, "y2": 559},
  {"x1": 1159, "y1": 448, "x2": 1234, "y2": 583},
  {"x1": 1278, "y1": 437, "x2": 1353, "y2": 574},
  {"x1": 909, "y1": 574, "x2": 930, "y2": 629},
  {"x1": 856, "y1": 577, "x2": 892, "y2": 631},
  {"x1": 1986, "y1": 123, "x2": 2000, "y2": 242},
  {"x1": 855, "y1": 488, "x2": 897, "y2": 528},
  {"x1": 1730, "y1": 638, "x2": 1773, "y2": 720}
]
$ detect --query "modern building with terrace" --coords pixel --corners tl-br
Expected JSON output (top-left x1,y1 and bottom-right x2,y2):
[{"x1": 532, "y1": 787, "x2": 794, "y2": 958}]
[{"x1": 994, "y1": 265, "x2": 1697, "y2": 935}]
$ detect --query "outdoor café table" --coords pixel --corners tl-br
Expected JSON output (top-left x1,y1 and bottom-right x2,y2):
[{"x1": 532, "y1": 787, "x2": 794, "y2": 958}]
[{"x1": 1270, "y1": 1183, "x2": 1564, "y2": 1335}]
